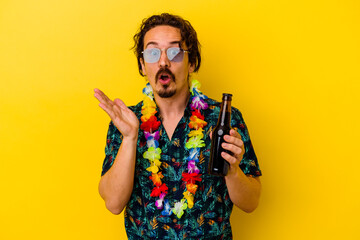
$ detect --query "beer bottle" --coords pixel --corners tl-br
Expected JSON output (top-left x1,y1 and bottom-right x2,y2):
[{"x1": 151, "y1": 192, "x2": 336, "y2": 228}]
[{"x1": 209, "y1": 93, "x2": 232, "y2": 176}]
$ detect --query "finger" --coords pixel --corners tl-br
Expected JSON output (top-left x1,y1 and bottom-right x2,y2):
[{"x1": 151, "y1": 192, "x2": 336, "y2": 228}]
[
  {"x1": 96, "y1": 97, "x2": 115, "y2": 117},
  {"x1": 209, "y1": 130, "x2": 212, "y2": 140},
  {"x1": 224, "y1": 134, "x2": 244, "y2": 149},
  {"x1": 221, "y1": 142, "x2": 243, "y2": 156},
  {"x1": 221, "y1": 151, "x2": 239, "y2": 165},
  {"x1": 94, "y1": 92, "x2": 112, "y2": 107},
  {"x1": 94, "y1": 88, "x2": 107, "y2": 100},
  {"x1": 230, "y1": 129, "x2": 242, "y2": 140},
  {"x1": 94, "y1": 88, "x2": 107, "y2": 96},
  {"x1": 113, "y1": 100, "x2": 136, "y2": 122},
  {"x1": 112, "y1": 103, "x2": 123, "y2": 119},
  {"x1": 114, "y1": 98, "x2": 127, "y2": 110},
  {"x1": 94, "y1": 88, "x2": 102, "y2": 94},
  {"x1": 94, "y1": 89, "x2": 113, "y2": 105},
  {"x1": 99, "y1": 102, "x2": 116, "y2": 120}
]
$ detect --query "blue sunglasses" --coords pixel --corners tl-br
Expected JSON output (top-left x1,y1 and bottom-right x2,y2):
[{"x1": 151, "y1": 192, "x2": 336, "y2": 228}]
[{"x1": 142, "y1": 47, "x2": 189, "y2": 63}]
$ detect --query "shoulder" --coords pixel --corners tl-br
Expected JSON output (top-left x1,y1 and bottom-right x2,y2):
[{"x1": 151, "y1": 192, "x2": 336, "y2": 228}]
[
  {"x1": 204, "y1": 97, "x2": 220, "y2": 108},
  {"x1": 204, "y1": 97, "x2": 244, "y2": 118},
  {"x1": 128, "y1": 100, "x2": 143, "y2": 116},
  {"x1": 126, "y1": 100, "x2": 144, "y2": 122}
]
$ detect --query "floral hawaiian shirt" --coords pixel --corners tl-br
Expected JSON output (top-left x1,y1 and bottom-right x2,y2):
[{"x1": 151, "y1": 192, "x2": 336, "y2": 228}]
[{"x1": 101, "y1": 97, "x2": 262, "y2": 240}]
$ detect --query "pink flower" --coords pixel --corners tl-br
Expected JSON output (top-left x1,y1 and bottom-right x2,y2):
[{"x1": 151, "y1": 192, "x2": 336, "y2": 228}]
[
  {"x1": 190, "y1": 96, "x2": 208, "y2": 110},
  {"x1": 188, "y1": 160, "x2": 200, "y2": 174},
  {"x1": 145, "y1": 131, "x2": 160, "y2": 141},
  {"x1": 155, "y1": 193, "x2": 166, "y2": 209}
]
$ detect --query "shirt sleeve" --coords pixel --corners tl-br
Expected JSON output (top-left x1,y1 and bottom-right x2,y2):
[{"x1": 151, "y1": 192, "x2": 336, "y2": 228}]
[
  {"x1": 231, "y1": 108, "x2": 262, "y2": 177},
  {"x1": 101, "y1": 121, "x2": 123, "y2": 176}
]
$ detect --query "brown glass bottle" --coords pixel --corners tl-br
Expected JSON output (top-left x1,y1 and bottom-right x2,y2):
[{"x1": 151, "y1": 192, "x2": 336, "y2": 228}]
[{"x1": 209, "y1": 93, "x2": 233, "y2": 176}]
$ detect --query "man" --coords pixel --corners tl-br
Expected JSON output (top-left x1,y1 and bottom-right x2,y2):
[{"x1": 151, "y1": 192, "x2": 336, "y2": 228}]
[{"x1": 94, "y1": 13, "x2": 261, "y2": 239}]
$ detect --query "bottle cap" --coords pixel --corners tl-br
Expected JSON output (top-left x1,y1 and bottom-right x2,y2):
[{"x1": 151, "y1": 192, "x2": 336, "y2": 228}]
[{"x1": 222, "y1": 93, "x2": 232, "y2": 100}]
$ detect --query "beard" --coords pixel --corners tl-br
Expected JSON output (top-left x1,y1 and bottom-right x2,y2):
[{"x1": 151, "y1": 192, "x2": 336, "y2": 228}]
[
  {"x1": 155, "y1": 68, "x2": 176, "y2": 98},
  {"x1": 157, "y1": 86, "x2": 176, "y2": 98}
]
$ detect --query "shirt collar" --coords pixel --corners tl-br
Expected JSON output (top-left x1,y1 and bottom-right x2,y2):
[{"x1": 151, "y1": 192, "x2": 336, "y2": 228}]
[
  {"x1": 152, "y1": 93, "x2": 193, "y2": 120},
  {"x1": 184, "y1": 94, "x2": 193, "y2": 117}
]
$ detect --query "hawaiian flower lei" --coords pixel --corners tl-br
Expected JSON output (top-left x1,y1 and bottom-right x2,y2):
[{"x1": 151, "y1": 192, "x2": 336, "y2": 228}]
[{"x1": 140, "y1": 79, "x2": 208, "y2": 218}]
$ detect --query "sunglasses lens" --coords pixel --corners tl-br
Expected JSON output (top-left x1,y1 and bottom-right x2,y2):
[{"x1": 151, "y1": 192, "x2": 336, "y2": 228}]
[
  {"x1": 143, "y1": 48, "x2": 185, "y2": 63},
  {"x1": 143, "y1": 48, "x2": 160, "y2": 63},
  {"x1": 167, "y1": 47, "x2": 184, "y2": 62}
]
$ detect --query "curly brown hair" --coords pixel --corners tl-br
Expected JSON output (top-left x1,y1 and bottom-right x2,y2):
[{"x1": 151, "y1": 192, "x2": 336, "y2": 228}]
[{"x1": 132, "y1": 13, "x2": 201, "y2": 76}]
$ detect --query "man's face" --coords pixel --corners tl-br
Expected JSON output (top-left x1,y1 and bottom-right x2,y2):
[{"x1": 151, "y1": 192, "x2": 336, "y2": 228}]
[{"x1": 140, "y1": 25, "x2": 195, "y2": 99}]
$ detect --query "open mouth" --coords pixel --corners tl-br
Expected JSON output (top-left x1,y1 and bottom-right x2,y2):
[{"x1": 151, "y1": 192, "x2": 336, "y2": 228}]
[
  {"x1": 156, "y1": 68, "x2": 175, "y2": 86},
  {"x1": 158, "y1": 72, "x2": 172, "y2": 85}
]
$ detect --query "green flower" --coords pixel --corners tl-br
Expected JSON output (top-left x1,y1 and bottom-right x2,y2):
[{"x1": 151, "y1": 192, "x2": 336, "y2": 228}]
[
  {"x1": 172, "y1": 199, "x2": 188, "y2": 218},
  {"x1": 190, "y1": 79, "x2": 201, "y2": 95},
  {"x1": 185, "y1": 136, "x2": 205, "y2": 149},
  {"x1": 143, "y1": 147, "x2": 162, "y2": 161}
]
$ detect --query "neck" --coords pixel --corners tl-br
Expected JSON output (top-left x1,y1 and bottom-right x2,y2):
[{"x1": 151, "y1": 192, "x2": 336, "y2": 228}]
[{"x1": 154, "y1": 91, "x2": 191, "y2": 120}]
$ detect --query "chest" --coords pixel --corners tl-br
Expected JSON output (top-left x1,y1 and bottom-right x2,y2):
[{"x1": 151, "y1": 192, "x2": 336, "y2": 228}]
[{"x1": 161, "y1": 115, "x2": 184, "y2": 141}]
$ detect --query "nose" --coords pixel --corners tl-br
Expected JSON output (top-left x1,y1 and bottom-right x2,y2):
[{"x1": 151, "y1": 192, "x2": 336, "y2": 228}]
[{"x1": 158, "y1": 49, "x2": 171, "y2": 68}]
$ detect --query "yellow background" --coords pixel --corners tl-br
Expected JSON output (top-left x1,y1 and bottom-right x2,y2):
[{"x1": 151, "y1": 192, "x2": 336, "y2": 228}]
[{"x1": 1, "y1": 0, "x2": 359, "y2": 239}]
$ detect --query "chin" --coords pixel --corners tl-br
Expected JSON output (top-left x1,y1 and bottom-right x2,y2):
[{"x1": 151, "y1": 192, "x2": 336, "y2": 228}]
[
  {"x1": 155, "y1": 82, "x2": 176, "y2": 98},
  {"x1": 157, "y1": 89, "x2": 176, "y2": 98}
]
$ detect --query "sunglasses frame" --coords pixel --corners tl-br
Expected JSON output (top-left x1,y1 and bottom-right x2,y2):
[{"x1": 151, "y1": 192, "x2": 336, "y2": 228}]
[{"x1": 142, "y1": 47, "x2": 189, "y2": 63}]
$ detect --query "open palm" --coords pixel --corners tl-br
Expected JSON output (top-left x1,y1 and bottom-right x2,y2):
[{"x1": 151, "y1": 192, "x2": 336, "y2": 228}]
[{"x1": 94, "y1": 88, "x2": 139, "y2": 139}]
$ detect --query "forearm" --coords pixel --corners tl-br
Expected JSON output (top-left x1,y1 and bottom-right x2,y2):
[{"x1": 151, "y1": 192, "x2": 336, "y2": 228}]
[
  {"x1": 225, "y1": 167, "x2": 261, "y2": 213},
  {"x1": 99, "y1": 137, "x2": 137, "y2": 214}
]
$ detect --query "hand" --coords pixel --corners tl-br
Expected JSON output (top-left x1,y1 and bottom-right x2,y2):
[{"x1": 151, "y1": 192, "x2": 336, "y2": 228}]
[
  {"x1": 210, "y1": 129, "x2": 244, "y2": 176},
  {"x1": 94, "y1": 88, "x2": 139, "y2": 140},
  {"x1": 221, "y1": 129, "x2": 245, "y2": 175}
]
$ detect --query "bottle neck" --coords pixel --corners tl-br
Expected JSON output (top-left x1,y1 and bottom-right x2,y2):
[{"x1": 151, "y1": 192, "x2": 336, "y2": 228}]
[{"x1": 218, "y1": 100, "x2": 231, "y2": 127}]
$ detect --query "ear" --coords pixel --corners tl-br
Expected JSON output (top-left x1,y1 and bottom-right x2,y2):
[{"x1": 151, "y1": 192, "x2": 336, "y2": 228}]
[
  {"x1": 140, "y1": 58, "x2": 147, "y2": 76},
  {"x1": 188, "y1": 62, "x2": 195, "y2": 74}
]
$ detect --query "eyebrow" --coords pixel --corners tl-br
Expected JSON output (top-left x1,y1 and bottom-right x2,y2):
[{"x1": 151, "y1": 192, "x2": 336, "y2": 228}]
[{"x1": 145, "y1": 41, "x2": 182, "y2": 49}]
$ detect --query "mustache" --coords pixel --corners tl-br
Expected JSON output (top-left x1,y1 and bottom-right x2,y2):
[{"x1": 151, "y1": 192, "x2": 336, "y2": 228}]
[{"x1": 155, "y1": 68, "x2": 175, "y2": 82}]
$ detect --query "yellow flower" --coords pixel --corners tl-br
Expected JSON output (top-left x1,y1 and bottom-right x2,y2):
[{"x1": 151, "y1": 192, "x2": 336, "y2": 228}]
[
  {"x1": 142, "y1": 96, "x2": 156, "y2": 108},
  {"x1": 152, "y1": 159, "x2": 162, "y2": 167},
  {"x1": 183, "y1": 191, "x2": 194, "y2": 208},
  {"x1": 141, "y1": 106, "x2": 157, "y2": 115},
  {"x1": 146, "y1": 165, "x2": 159, "y2": 173},
  {"x1": 188, "y1": 128, "x2": 204, "y2": 139},
  {"x1": 141, "y1": 111, "x2": 156, "y2": 122},
  {"x1": 146, "y1": 159, "x2": 161, "y2": 173}
]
